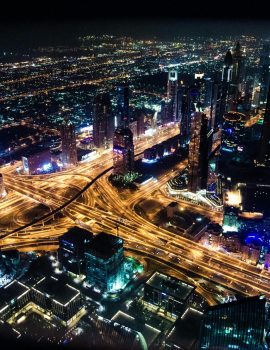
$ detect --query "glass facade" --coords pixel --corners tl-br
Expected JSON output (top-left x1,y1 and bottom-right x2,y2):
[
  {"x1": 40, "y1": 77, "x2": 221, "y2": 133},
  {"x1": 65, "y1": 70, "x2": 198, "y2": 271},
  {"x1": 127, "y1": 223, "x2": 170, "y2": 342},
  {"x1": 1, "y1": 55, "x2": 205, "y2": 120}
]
[{"x1": 200, "y1": 296, "x2": 269, "y2": 350}]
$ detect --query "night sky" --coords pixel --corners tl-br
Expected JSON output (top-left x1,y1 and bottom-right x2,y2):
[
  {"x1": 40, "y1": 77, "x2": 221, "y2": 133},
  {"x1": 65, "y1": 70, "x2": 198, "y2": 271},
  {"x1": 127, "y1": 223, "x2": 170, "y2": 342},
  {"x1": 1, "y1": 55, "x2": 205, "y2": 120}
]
[{"x1": 0, "y1": 0, "x2": 269, "y2": 48}]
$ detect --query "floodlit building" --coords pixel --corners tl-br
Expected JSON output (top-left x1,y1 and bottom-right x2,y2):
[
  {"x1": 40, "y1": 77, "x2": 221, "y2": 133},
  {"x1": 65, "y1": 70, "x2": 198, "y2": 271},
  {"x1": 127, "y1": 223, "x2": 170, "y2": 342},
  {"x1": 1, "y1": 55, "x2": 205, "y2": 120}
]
[
  {"x1": 85, "y1": 232, "x2": 124, "y2": 293},
  {"x1": 143, "y1": 272, "x2": 195, "y2": 318},
  {"x1": 0, "y1": 280, "x2": 31, "y2": 321},
  {"x1": 188, "y1": 112, "x2": 209, "y2": 192},
  {"x1": 32, "y1": 276, "x2": 83, "y2": 325}
]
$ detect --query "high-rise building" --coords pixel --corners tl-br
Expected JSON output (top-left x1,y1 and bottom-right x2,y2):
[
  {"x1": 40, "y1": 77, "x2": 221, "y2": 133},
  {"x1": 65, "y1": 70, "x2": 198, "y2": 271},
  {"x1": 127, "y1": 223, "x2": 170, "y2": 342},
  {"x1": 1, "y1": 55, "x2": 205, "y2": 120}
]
[
  {"x1": 85, "y1": 232, "x2": 124, "y2": 292},
  {"x1": 218, "y1": 50, "x2": 233, "y2": 127},
  {"x1": 167, "y1": 70, "x2": 178, "y2": 121},
  {"x1": 116, "y1": 85, "x2": 129, "y2": 127},
  {"x1": 160, "y1": 99, "x2": 173, "y2": 125},
  {"x1": 231, "y1": 42, "x2": 246, "y2": 103},
  {"x1": 188, "y1": 112, "x2": 209, "y2": 192},
  {"x1": 113, "y1": 127, "x2": 134, "y2": 175},
  {"x1": 220, "y1": 111, "x2": 247, "y2": 156},
  {"x1": 259, "y1": 41, "x2": 270, "y2": 105},
  {"x1": 60, "y1": 117, "x2": 78, "y2": 167},
  {"x1": 200, "y1": 295, "x2": 269, "y2": 350},
  {"x1": 0, "y1": 174, "x2": 7, "y2": 199},
  {"x1": 179, "y1": 82, "x2": 201, "y2": 146},
  {"x1": 58, "y1": 227, "x2": 93, "y2": 276},
  {"x1": 257, "y1": 84, "x2": 270, "y2": 166},
  {"x1": 93, "y1": 93, "x2": 113, "y2": 149}
]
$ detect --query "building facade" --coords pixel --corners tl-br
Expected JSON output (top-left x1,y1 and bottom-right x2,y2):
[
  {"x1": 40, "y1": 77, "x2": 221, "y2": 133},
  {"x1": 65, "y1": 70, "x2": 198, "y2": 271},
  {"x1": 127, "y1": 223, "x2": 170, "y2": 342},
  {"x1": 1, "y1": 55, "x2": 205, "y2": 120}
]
[
  {"x1": 188, "y1": 112, "x2": 209, "y2": 192},
  {"x1": 93, "y1": 93, "x2": 114, "y2": 149},
  {"x1": 85, "y1": 233, "x2": 124, "y2": 292},
  {"x1": 113, "y1": 127, "x2": 134, "y2": 175},
  {"x1": 200, "y1": 296, "x2": 269, "y2": 350},
  {"x1": 60, "y1": 118, "x2": 78, "y2": 167}
]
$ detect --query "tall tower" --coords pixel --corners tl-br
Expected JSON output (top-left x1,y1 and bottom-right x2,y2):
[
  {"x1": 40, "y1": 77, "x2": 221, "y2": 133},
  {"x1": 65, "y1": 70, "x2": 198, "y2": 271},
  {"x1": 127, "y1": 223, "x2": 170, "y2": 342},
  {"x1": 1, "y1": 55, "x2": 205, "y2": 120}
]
[
  {"x1": 259, "y1": 41, "x2": 270, "y2": 105},
  {"x1": 113, "y1": 127, "x2": 134, "y2": 175},
  {"x1": 116, "y1": 85, "x2": 129, "y2": 128},
  {"x1": 0, "y1": 174, "x2": 7, "y2": 199},
  {"x1": 257, "y1": 84, "x2": 270, "y2": 166},
  {"x1": 218, "y1": 50, "x2": 233, "y2": 127},
  {"x1": 231, "y1": 41, "x2": 246, "y2": 103},
  {"x1": 167, "y1": 69, "x2": 178, "y2": 121},
  {"x1": 93, "y1": 93, "x2": 113, "y2": 149},
  {"x1": 60, "y1": 117, "x2": 77, "y2": 167},
  {"x1": 188, "y1": 112, "x2": 209, "y2": 193}
]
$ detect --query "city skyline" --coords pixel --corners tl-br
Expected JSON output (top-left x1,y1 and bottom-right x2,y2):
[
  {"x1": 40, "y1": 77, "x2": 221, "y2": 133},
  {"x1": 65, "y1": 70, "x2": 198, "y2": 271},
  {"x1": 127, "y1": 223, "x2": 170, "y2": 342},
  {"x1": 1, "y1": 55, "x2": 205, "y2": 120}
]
[{"x1": 0, "y1": 23, "x2": 270, "y2": 349}]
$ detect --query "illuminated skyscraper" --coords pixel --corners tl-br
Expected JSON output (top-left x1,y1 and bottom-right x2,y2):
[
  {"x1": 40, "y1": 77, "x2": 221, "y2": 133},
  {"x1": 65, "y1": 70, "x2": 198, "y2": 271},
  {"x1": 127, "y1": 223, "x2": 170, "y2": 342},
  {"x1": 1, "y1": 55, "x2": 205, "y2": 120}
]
[
  {"x1": 167, "y1": 69, "x2": 178, "y2": 121},
  {"x1": 200, "y1": 295, "x2": 269, "y2": 350},
  {"x1": 220, "y1": 111, "x2": 246, "y2": 157},
  {"x1": 259, "y1": 41, "x2": 270, "y2": 105},
  {"x1": 60, "y1": 117, "x2": 77, "y2": 167},
  {"x1": 179, "y1": 82, "x2": 201, "y2": 146},
  {"x1": 231, "y1": 42, "x2": 246, "y2": 103},
  {"x1": 218, "y1": 50, "x2": 233, "y2": 126},
  {"x1": 93, "y1": 93, "x2": 113, "y2": 149},
  {"x1": 188, "y1": 112, "x2": 209, "y2": 193},
  {"x1": 257, "y1": 84, "x2": 270, "y2": 166},
  {"x1": 113, "y1": 127, "x2": 134, "y2": 175},
  {"x1": 116, "y1": 85, "x2": 129, "y2": 127},
  {"x1": 0, "y1": 174, "x2": 7, "y2": 199}
]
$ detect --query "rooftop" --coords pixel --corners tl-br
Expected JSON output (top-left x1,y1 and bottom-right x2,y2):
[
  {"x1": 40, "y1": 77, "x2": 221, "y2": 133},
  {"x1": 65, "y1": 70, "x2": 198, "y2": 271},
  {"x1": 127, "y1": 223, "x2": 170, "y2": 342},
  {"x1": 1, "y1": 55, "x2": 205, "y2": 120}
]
[
  {"x1": 0, "y1": 280, "x2": 30, "y2": 306},
  {"x1": 166, "y1": 307, "x2": 203, "y2": 349},
  {"x1": 33, "y1": 276, "x2": 80, "y2": 306},
  {"x1": 146, "y1": 272, "x2": 195, "y2": 301},
  {"x1": 59, "y1": 226, "x2": 93, "y2": 246},
  {"x1": 111, "y1": 310, "x2": 160, "y2": 347},
  {"x1": 85, "y1": 232, "x2": 123, "y2": 260}
]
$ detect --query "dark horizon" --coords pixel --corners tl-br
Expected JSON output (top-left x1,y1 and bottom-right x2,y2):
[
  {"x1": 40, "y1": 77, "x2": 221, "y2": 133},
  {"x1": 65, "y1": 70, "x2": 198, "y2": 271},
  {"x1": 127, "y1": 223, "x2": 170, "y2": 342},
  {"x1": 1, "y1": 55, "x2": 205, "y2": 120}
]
[{"x1": 0, "y1": 19, "x2": 270, "y2": 49}]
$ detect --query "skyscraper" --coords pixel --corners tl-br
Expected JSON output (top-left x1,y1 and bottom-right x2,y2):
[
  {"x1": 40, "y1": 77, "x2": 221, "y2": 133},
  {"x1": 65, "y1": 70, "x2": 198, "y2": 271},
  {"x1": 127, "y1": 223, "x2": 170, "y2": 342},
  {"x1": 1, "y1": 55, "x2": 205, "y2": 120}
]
[
  {"x1": 167, "y1": 69, "x2": 178, "y2": 121},
  {"x1": 60, "y1": 117, "x2": 77, "y2": 167},
  {"x1": 231, "y1": 42, "x2": 246, "y2": 103},
  {"x1": 116, "y1": 85, "x2": 129, "y2": 128},
  {"x1": 259, "y1": 41, "x2": 270, "y2": 105},
  {"x1": 179, "y1": 82, "x2": 201, "y2": 146},
  {"x1": 220, "y1": 111, "x2": 246, "y2": 159},
  {"x1": 257, "y1": 84, "x2": 270, "y2": 166},
  {"x1": 113, "y1": 127, "x2": 134, "y2": 175},
  {"x1": 93, "y1": 92, "x2": 113, "y2": 149},
  {"x1": 188, "y1": 112, "x2": 209, "y2": 193},
  {"x1": 218, "y1": 50, "x2": 233, "y2": 126},
  {"x1": 200, "y1": 295, "x2": 269, "y2": 350}
]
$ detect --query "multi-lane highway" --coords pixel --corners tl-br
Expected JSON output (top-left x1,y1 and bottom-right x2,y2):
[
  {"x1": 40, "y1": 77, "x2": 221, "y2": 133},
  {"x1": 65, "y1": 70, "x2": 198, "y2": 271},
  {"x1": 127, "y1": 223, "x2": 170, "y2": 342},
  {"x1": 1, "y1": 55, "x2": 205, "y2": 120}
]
[{"x1": 1, "y1": 124, "x2": 270, "y2": 301}]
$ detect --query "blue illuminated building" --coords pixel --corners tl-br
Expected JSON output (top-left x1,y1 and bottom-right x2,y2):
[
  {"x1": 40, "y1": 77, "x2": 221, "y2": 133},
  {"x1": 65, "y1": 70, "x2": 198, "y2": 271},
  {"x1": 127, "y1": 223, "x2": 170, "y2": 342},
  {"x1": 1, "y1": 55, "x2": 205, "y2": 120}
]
[
  {"x1": 200, "y1": 295, "x2": 270, "y2": 350},
  {"x1": 220, "y1": 111, "x2": 246, "y2": 155},
  {"x1": 85, "y1": 232, "x2": 125, "y2": 293}
]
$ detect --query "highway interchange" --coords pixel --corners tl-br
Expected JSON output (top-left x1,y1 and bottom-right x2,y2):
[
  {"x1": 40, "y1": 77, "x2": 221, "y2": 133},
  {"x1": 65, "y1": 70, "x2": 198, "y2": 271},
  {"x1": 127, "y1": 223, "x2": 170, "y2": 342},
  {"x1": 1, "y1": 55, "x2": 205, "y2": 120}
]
[{"x1": 1, "y1": 124, "x2": 270, "y2": 303}]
